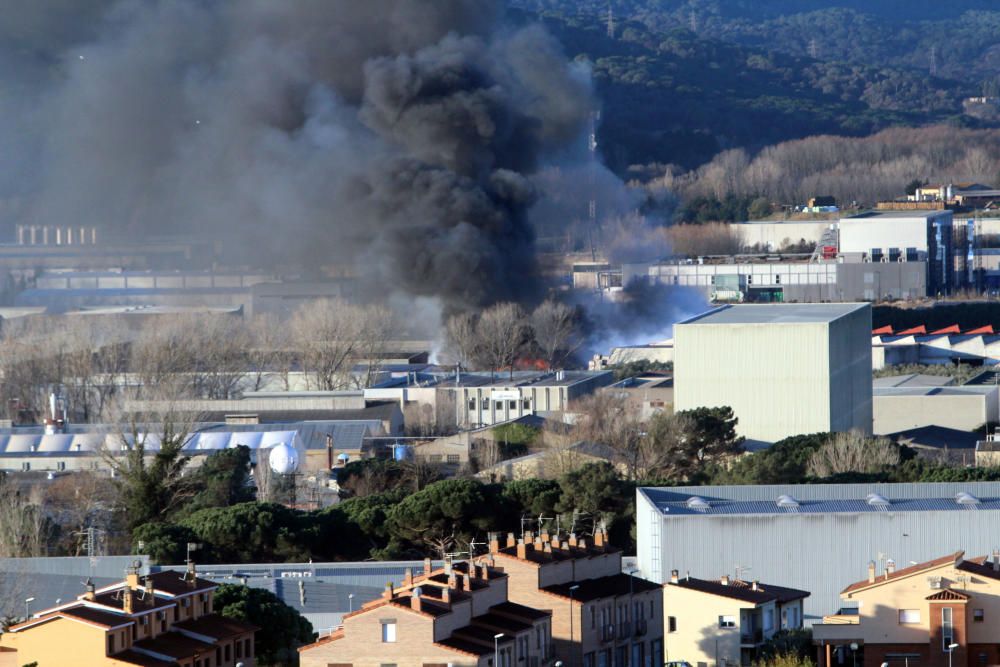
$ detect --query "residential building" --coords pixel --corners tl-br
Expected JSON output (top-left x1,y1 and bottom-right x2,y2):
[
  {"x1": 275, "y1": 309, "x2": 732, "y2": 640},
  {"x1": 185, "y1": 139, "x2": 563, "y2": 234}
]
[
  {"x1": 481, "y1": 529, "x2": 664, "y2": 667},
  {"x1": 663, "y1": 571, "x2": 809, "y2": 667},
  {"x1": 299, "y1": 559, "x2": 554, "y2": 667},
  {"x1": 812, "y1": 551, "x2": 1000, "y2": 667},
  {"x1": 0, "y1": 562, "x2": 257, "y2": 666},
  {"x1": 673, "y1": 303, "x2": 872, "y2": 446}
]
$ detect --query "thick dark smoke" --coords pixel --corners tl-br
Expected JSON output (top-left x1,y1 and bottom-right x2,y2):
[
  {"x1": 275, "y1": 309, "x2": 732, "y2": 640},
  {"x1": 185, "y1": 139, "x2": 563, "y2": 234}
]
[{"x1": 0, "y1": 0, "x2": 592, "y2": 310}]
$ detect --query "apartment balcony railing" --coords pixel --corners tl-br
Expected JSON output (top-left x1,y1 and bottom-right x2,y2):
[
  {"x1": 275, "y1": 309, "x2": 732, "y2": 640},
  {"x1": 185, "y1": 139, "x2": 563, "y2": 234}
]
[{"x1": 741, "y1": 629, "x2": 763, "y2": 645}]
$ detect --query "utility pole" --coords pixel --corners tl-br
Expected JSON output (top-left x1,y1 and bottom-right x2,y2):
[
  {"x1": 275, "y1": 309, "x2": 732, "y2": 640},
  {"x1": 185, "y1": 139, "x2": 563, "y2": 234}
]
[
  {"x1": 607, "y1": 2, "x2": 615, "y2": 38},
  {"x1": 588, "y1": 110, "x2": 600, "y2": 262}
]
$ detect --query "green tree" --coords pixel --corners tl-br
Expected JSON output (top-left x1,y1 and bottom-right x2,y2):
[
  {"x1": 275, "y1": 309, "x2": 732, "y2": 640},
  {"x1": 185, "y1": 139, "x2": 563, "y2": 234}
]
[
  {"x1": 182, "y1": 446, "x2": 254, "y2": 516},
  {"x1": 502, "y1": 479, "x2": 561, "y2": 517},
  {"x1": 132, "y1": 522, "x2": 199, "y2": 564},
  {"x1": 180, "y1": 502, "x2": 307, "y2": 563},
  {"x1": 556, "y1": 462, "x2": 627, "y2": 533},
  {"x1": 905, "y1": 178, "x2": 925, "y2": 195},
  {"x1": 680, "y1": 406, "x2": 744, "y2": 463},
  {"x1": 386, "y1": 479, "x2": 496, "y2": 557},
  {"x1": 214, "y1": 584, "x2": 315, "y2": 667},
  {"x1": 757, "y1": 629, "x2": 814, "y2": 663},
  {"x1": 708, "y1": 433, "x2": 831, "y2": 484},
  {"x1": 748, "y1": 196, "x2": 773, "y2": 219}
]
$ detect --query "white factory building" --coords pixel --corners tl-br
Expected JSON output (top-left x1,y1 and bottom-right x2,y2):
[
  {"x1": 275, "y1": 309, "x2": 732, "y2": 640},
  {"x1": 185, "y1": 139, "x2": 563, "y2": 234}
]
[{"x1": 673, "y1": 303, "x2": 872, "y2": 446}]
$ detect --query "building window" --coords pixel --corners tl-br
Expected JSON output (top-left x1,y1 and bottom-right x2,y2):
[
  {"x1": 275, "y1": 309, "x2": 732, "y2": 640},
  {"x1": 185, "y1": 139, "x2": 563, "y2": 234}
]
[
  {"x1": 108, "y1": 634, "x2": 115, "y2": 653},
  {"x1": 224, "y1": 644, "x2": 231, "y2": 662},
  {"x1": 446, "y1": 455, "x2": 460, "y2": 464},
  {"x1": 522, "y1": 398, "x2": 530, "y2": 410},
  {"x1": 508, "y1": 400, "x2": 516, "y2": 410},
  {"x1": 719, "y1": 615, "x2": 737, "y2": 628},
  {"x1": 668, "y1": 616, "x2": 677, "y2": 633},
  {"x1": 942, "y1": 607, "x2": 954, "y2": 650},
  {"x1": 495, "y1": 401, "x2": 503, "y2": 410},
  {"x1": 764, "y1": 609, "x2": 774, "y2": 631},
  {"x1": 585, "y1": 653, "x2": 596, "y2": 667},
  {"x1": 974, "y1": 609, "x2": 985, "y2": 623},
  {"x1": 898, "y1": 609, "x2": 920, "y2": 624},
  {"x1": 482, "y1": 398, "x2": 489, "y2": 410},
  {"x1": 381, "y1": 621, "x2": 397, "y2": 643},
  {"x1": 591, "y1": 607, "x2": 596, "y2": 629},
  {"x1": 468, "y1": 398, "x2": 476, "y2": 410},
  {"x1": 244, "y1": 638, "x2": 251, "y2": 656}
]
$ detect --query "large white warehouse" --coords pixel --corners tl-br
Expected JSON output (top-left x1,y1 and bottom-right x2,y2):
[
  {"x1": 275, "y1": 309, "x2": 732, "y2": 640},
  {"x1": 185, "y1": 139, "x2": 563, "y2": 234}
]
[{"x1": 673, "y1": 303, "x2": 872, "y2": 445}]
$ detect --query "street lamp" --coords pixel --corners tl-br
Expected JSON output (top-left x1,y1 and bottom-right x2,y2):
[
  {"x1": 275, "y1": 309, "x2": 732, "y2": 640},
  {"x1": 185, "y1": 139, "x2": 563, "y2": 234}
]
[
  {"x1": 494, "y1": 633, "x2": 505, "y2": 667},
  {"x1": 23, "y1": 597, "x2": 34, "y2": 620},
  {"x1": 850, "y1": 642, "x2": 859, "y2": 667},
  {"x1": 569, "y1": 584, "x2": 580, "y2": 646},
  {"x1": 948, "y1": 642, "x2": 959, "y2": 667}
]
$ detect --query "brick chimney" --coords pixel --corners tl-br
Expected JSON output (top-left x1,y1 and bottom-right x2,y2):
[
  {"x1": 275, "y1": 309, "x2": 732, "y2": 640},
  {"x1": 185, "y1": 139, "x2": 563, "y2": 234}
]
[
  {"x1": 383, "y1": 582, "x2": 394, "y2": 600},
  {"x1": 462, "y1": 573, "x2": 471, "y2": 590},
  {"x1": 123, "y1": 587, "x2": 134, "y2": 614},
  {"x1": 442, "y1": 587, "x2": 451, "y2": 604},
  {"x1": 578, "y1": 539, "x2": 587, "y2": 549},
  {"x1": 489, "y1": 533, "x2": 500, "y2": 554},
  {"x1": 424, "y1": 558, "x2": 432, "y2": 576},
  {"x1": 670, "y1": 570, "x2": 679, "y2": 584},
  {"x1": 186, "y1": 560, "x2": 197, "y2": 588},
  {"x1": 145, "y1": 577, "x2": 155, "y2": 608},
  {"x1": 540, "y1": 531, "x2": 550, "y2": 543},
  {"x1": 506, "y1": 532, "x2": 516, "y2": 548},
  {"x1": 404, "y1": 568, "x2": 414, "y2": 587},
  {"x1": 410, "y1": 588, "x2": 423, "y2": 613},
  {"x1": 83, "y1": 578, "x2": 96, "y2": 601},
  {"x1": 720, "y1": 575, "x2": 730, "y2": 586},
  {"x1": 594, "y1": 530, "x2": 605, "y2": 548},
  {"x1": 568, "y1": 533, "x2": 578, "y2": 547},
  {"x1": 543, "y1": 541, "x2": 552, "y2": 554},
  {"x1": 126, "y1": 566, "x2": 140, "y2": 590},
  {"x1": 516, "y1": 539, "x2": 528, "y2": 560},
  {"x1": 867, "y1": 561, "x2": 876, "y2": 583},
  {"x1": 993, "y1": 550, "x2": 1000, "y2": 572}
]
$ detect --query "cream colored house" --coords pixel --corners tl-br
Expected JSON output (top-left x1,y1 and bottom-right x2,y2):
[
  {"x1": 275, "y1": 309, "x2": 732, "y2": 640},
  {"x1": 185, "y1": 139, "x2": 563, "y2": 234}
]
[
  {"x1": 663, "y1": 571, "x2": 809, "y2": 667},
  {"x1": 812, "y1": 551, "x2": 1000, "y2": 667}
]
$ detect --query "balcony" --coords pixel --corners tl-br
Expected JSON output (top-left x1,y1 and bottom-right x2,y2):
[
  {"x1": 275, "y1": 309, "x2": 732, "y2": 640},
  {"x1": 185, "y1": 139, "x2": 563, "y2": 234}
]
[
  {"x1": 635, "y1": 620, "x2": 648, "y2": 637},
  {"x1": 740, "y1": 629, "x2": 763, "y2": 645},
  {"x1": 812, "y1": 617, "x2": 863, "y2": 643},
  {"x1": 601, "y1": 624, "x2": 615, "y2": 643}
]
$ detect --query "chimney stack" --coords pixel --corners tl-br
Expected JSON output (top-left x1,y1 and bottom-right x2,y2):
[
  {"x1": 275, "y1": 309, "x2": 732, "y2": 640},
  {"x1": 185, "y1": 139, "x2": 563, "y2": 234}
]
[
  {"x1": 670, "y1": 570, "x2": 679, "y2": 584},
  {"x1": 126, "y1": 564, "x2": 140, "y2": 590},
  {"x1": 886, "y1": 560, "x2": 895, "y2": 577},
  {"x1": 83, "y1": 578, "x2": 96, "y2": 601},
  {"x1": 867, "y1": 561, "x2": 876, "y2": 584},
  {"x1": 506, "y1": 533, "x2": 516, "y2": 548},
  {"x1": 489, "y1": 532, "x2": 500, "y2": 554},
  {"x1": 462, "y1": 573, "x2": 471, "y2": 590},
  {"x1": 568, "y1": 533, "x2": 578, "y2": 547},
  {"x1": 145, "y1": 577, "x2": 155, "y2": 608},
  {"x1": 442, "y1": 587, "x2": 451, "y2": 604},
  {"x1": 383, "y1": 582, "x2": 394, "y2": 600},
  {"x1": 326, "y1": 433, "x2": 335, "y2": 470},
  {"x1": 186, "y1": 560, "x2": 197, "y2": 588},
  {"x1": 410, "y1": 588, "x2": 423, "y2": 613},
  {"x1": 123, "y1": 587, "x2": 134, "y2": 614},
  {"x1": 992, "y1": 550, "x2": 1000, "y2": 572},
  {"x1": 404, "y1": 568, "x2": 414, "y2": 587},
  {"x1": 720, "y1": 575, "x2": 730, "y2": 586},
  {"x1": 751, "y1": 580, "x2": 759, "y2": 591},
  {"x1": 424, "y1": 558, "x2": 432, "y2": 576},
  {"x1": 516, "y1": 539, "x2": 527, "y2": 560},
  {"x1": 543, "y1": 541, "x2": 552, "y2": 554}
]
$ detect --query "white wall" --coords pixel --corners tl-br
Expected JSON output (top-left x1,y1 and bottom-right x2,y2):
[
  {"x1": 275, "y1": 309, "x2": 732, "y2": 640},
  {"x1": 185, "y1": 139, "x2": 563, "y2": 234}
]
[{"x1": 839, "y1": 213, "x2": 950, "y2": 255}]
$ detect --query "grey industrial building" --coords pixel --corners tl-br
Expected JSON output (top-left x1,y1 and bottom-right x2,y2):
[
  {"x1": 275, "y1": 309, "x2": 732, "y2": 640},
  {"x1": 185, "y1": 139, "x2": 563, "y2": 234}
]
[
  {"x1": 636, "y1": 482, "x2": 1000, "y2": 621},
  {"x1": 673, "y1": 303, "x2": 872, "y2": 445}
]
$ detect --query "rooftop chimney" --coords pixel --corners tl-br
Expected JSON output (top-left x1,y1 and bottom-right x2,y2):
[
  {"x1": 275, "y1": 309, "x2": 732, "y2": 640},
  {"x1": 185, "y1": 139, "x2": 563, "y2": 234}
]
[
  {"x1": 326, "y1": 433, "x2": 335, "y2": 470},
  {"x1": 410, "y1": 588, "x2": 423, "y2": 613},
  {"x1": 186, "y1": 560, "x2": 197, "y2": 588},
  {"x1": 404, "y1": 568, "x2": 414, "y2": 587},
  {"x1": 383, "y1": 582, "x2": 394, "y2": 600},
  {"x1": 506, "y1": 533, "x2": 516, "y2": 548},
  {"x1": 670, "y1": 570, "x2": 679, "y2": 584},
  {"x1": 442, "y1": 587, "x2": 451, "y2": 604},
  {"x1": 462, "y1": 573, "x2": 471, "y2": 590},
  {"x1": 568, "y1": 533, "x2": 578, "y2": 547},
  {"x1": 867, "y1": 561, "x2": 876, "y2": 584},
  {"x1": 720, "y1": 575, "x2": 729, "y2": 586},
  {"x1": 516, "y1": 539, "x2": 527, "y2": 560},
  {"x1": 886, "y1": 560, "x2": 895, "y2": 577},
  {"x1": 144, "y1": 577, "x2": 155, "y2": 607},
  {"x1": 123, "y1": 586, "x2": 134, "y2": 614},
  {"x1": 424, "y1": 558, "x2": 432, "y2": 576},
  {"x1": 543, "y1": 542, "x2": 552, "y2": 554},
  {"x1": 126, "y1": 564, "x2": 141, "y2": 590},
  {"x1": 489, "y1": 532, "x2": 500, "y2": 554},
  {"x1": 83, "y1": 578, "x2": 96, "y2": 601},
  {"x1": 594, "y1": 531, "x2": 605, "y2": 548},
  {"x1": 993, "y1": 550, "x2": 1000, "y2": 572},
  {"x1": 751, "y1": 580, "x2": 759, "y2": 592}
]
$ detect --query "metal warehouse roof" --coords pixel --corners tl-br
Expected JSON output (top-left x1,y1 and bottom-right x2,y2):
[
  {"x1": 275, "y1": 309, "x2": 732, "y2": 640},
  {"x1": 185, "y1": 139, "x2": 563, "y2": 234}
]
[
  {"x1": 641, "y1": 482, "x2": 1000, "y2": 517},
  {"x1": 678, "y1": 303, "x2": 867, "y2": 326}
]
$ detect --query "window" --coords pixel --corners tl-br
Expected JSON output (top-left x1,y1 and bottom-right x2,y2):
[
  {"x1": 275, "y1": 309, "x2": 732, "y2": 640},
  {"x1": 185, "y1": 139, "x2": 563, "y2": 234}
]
[
  {"x1": 495, "y1": 401, "x2": 503, "y2": 410},
  {"x1": 668, "y1": 616, "x2": 677, "y2": 633},
  {"x1": 591, "y1": 607, "x2": 596, "y2": 629},
  {"x1": 481, "y1": 397, "x2": 489, "y2": 410},
  {"x1": 236, "y1": 641, "x2": 242, "y2": 659},
  {"x1": 522, "y1": 398, "x2": 530, "y2": 410},
  {"x1": 585, "y1": 653, "x2": 596, "y2": 667},
  {"x1": 108, "y1": 634, "x2": 115, "y2": 653},
  {"x1": 719, "y1": 615, "x2": 737, "y2": 628},
  {"x1": 381, "y1": 621, "x2": 397, "y2": 643},
  {"x1": 224, "y1": 644, "x2": 231, "y2": 662},
  {"x1": 468, "y1": 398, "x2": 476, "y2": 410},
  {"x1": 942, "y1": 607, "x2": 954, "y2": 650},
  {"x1": 898, "y1": 609, "x2": 920, "y2": 624},
  {"x1": 974, "y1": 608, "x2": 985, "y2": 622},
  {"x1": 244, "y1": 638, "x2": 252, "y2": 656},
  {"x1": 775, "y1": 274, "x2": 781, "y2": 284},
  {"x1": 508, "y1": 400, "x2": 516, "y2": 410},
  {"x1": 447, "y1": 455, "x2": 460, "y2": 464}
]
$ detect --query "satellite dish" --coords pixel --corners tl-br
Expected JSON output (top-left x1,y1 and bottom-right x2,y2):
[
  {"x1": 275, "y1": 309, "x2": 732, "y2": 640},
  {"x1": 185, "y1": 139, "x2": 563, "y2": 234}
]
[{"x1": 268, "y1": 443, "x2": 299, "y2": 475}]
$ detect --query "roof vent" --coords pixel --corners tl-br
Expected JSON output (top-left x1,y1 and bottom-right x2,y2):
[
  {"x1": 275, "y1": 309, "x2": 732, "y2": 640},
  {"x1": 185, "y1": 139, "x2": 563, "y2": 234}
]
[
  {"x1": 956, "y1": 492, "x2": 981, "y2": 506},
  {"x1": 686, "y1": 496, "x2": 711, "y2": 511},
  {"x1": 866, "y1": 493, "x2": 890, "y2": 507},
  {"x1": 776, "y1": 494, "x2": 799, "y2": 508}
]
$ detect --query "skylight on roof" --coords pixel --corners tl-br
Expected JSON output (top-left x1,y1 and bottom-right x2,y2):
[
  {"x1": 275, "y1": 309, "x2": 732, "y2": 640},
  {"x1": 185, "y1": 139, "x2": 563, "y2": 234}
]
[
  {"x1": 686, "y1": 496, "x2": 710, "y2": 511},
  {"x1": 776, "y1": 494, "x2": 799, "y2": 508},
  {"x1": 866, "y1": 493, "x2": 890, "y2": 507},
  {"x1": 956, "y1": 492, "x2": 981, "y2": 506}
]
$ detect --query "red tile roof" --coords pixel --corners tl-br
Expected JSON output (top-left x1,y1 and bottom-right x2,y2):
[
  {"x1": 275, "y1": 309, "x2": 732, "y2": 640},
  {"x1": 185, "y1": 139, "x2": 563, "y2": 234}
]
[
  {"x1": 842, "y1": 551, "x2": 964, "y2": 594},
  {"x1": 132, "y1": 633, "x2": 214, "y2": 660},
  {"x1": 544, "y1": 573, "x2": 662, "y2": 602},
  {"x1": 173, "y1": 613, "x2": 258, "y2": 640},
  {"x1": 145, "y1": 570, "x2": 216, "y2": 596},
  {"x1": 668, "y1": 577, "x2": 809, "y2": 605}
]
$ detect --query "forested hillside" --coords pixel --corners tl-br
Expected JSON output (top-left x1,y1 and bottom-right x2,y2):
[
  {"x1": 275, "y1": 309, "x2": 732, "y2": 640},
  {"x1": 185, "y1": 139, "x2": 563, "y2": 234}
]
[{"x1": 508, "y1": 2, "x2": 997, "y2": 175}]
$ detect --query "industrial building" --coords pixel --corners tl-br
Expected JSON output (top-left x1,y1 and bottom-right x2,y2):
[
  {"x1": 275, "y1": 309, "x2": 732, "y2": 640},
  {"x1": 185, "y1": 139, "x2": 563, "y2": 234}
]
[
  {"x1": 673, "y1": 304, "x2": 872, "y2": 445},
  {"x1": 873, "y1": 383, "x2": 999, "y2": 435},
  {"x1": 872, "y1": 327, "x2": 1000, "y2": 369},
  {"x1": 636, "y1": 482, "x2": 1000, "y2": 621}
]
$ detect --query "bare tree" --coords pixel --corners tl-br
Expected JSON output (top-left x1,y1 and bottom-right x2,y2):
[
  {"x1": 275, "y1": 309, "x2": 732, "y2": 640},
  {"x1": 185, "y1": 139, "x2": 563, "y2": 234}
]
[
  {"x1": 443, "y1": 312, "x2": 481, "y2": 369},
  {"x1": 476, "y1": 303, "x2": 529, "y2": 379},
  {"x1": 807, "y1": 431, "x2": 901, "y2": 478},
  {"x1": 568, "y1": 394, "x2": 641, "y2": 478},
  {"x1": 44, "y1": 472, "x2": 117, "y2": 556},
  {"x1": 0, "y1": 477, "x2": 48, "y2": 558},
  {"x1": 531, "y1": 300, "x2": 581, "y2": 370}
]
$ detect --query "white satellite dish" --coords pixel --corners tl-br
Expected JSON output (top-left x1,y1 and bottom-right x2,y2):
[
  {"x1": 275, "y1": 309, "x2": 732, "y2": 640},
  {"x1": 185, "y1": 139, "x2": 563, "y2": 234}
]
[{"x1": 268, "y1": 442, "x2": 299, "y2": 475}]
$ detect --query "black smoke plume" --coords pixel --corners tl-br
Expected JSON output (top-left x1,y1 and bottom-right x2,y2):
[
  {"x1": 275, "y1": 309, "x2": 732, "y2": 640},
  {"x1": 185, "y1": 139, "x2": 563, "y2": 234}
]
[{"x1": 0, "y1": 1, "x2": 593, "y2": 311}]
